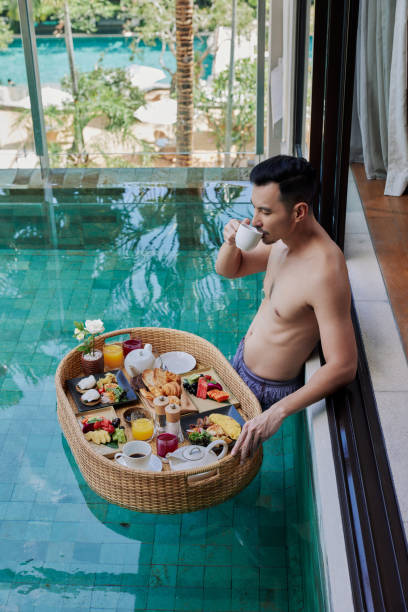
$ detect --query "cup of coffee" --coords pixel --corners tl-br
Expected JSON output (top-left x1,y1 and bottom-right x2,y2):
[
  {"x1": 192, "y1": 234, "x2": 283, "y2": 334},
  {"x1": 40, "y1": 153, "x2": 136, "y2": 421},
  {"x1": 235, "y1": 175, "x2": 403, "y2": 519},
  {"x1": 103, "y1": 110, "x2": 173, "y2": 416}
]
[
  {"x1": 115, "y1": 440, "x2": 151, "y2": 469},
  {"x1": 235, "y1": 223, "x2": 263, "y2": 251}
]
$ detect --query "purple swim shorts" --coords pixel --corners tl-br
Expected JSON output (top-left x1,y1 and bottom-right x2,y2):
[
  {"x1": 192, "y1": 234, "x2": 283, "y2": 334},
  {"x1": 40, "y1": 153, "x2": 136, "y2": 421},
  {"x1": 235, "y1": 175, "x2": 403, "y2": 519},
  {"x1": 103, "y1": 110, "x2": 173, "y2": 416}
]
[{"x1": 231, "y1": 338, "x2": 304, "y2": 412}]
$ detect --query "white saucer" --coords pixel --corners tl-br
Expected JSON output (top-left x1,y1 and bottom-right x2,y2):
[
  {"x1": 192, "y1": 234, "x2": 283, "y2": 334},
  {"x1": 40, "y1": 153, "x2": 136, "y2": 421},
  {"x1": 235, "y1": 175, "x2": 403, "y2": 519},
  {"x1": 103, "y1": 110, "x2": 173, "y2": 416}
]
[
  {"x1": 114, "y1": 454, "x2": 162, "y2": 472},
  {"x1": 155, "y1": 351, "x2": 196, "y2": 374}
]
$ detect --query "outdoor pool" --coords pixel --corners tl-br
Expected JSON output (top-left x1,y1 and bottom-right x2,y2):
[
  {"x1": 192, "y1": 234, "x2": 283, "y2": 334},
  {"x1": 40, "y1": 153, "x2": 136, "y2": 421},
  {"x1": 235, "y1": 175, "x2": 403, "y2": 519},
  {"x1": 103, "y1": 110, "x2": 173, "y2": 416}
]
[
  {"x1": 0, "y1": 36, "x2": 213, "y2": 86},
  {"x1": 0, "y1": 179, "x2": 326, "y2": 611}
]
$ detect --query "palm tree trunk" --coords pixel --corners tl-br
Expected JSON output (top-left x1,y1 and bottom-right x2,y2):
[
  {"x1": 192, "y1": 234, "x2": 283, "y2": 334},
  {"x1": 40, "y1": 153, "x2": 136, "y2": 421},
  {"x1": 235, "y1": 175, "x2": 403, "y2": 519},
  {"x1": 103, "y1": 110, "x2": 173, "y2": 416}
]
[
  {"x1": 175, "y1": 0, "x2": 194, "y2": 167},
  {"x1": 63, "y1": 0, "x2": 84, "y2": 153},
  {"x1": 225, "y1": 0, "x2": 237, "y2": 166}
]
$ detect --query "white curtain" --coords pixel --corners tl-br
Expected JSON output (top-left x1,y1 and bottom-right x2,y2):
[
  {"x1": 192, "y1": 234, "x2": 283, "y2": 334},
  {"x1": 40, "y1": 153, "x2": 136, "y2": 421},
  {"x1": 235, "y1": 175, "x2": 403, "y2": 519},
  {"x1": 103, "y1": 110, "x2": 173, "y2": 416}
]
[{"x1": 350, "y1": 0, "x2": 408, "y2": 196}]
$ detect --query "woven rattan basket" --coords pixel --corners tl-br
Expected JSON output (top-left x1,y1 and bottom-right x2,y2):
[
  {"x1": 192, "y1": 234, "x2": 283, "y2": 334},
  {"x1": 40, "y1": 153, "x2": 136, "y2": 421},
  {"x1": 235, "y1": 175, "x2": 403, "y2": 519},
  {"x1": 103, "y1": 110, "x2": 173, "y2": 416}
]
[{"x1": 56, "y1": 327, "x2": 263, "y2": 514}]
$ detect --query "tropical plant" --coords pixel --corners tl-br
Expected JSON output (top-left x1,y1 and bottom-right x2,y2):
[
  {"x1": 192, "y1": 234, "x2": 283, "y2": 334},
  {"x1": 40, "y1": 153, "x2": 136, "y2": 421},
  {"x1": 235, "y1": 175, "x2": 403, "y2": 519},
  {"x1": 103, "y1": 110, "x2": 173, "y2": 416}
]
[
  {"x1": 119, "y1": 0, "x2": 255, "y2": 85},
  {"x1": 175, "y1": 0, "x2": 194, "y2": 166},
  {"x1": 118, "y1": 0, "x2": 256, "y2": 160},
  {"x1": 0, "y1": 0, "x2": 13, "y2": 49},
  {"x1": 14, "y1": 64, "x2": 146, "y2": 166},
  {"x1": 195, "y1": 57, "x2": 256, "y2": 164}
]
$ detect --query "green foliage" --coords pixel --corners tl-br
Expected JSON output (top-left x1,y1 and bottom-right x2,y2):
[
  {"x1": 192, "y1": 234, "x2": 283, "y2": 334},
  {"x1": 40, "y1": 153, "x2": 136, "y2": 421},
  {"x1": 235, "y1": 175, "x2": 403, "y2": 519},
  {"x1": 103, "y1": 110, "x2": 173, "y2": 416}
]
[
  {"x1": 59, "y1": 63, "x2": 145, "y2": 141},
  {"x1": 119, "y1": 0, "x2": 255, "y2": 80},
  {"x1": 35, "y1": 0, "x2": 117, "y2": 33},
  {"x1": 0, "y1": 0, "x2": 13, "y2": 49},
  {"x1": 195, "y1": 57, "x2": 256, "y2": 157}
]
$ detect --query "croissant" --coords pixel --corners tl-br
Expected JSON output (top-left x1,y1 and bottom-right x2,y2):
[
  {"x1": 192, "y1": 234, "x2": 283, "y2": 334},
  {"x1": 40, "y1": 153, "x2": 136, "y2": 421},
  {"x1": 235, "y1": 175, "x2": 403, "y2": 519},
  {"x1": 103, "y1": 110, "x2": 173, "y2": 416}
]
[
  {"x1": 162, "y1": 381, "x2": 181, "y2": 397},
  {"x1": 153, "y1": 368, "x2": 167, "y2": 387},
  {"x1": 140, "y1": 388, "x2": 154, "y2": 401},
  {"x1": 165, "y1": 371, "x2": 181, "y2": 384}
]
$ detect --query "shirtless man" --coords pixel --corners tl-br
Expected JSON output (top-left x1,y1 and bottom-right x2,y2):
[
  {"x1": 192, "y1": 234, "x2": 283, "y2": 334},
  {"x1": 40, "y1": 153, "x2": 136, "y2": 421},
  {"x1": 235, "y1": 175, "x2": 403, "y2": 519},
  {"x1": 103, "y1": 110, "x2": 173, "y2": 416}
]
[{"x1": 215, "y1": 155, "x2": 357, "y2": 461}]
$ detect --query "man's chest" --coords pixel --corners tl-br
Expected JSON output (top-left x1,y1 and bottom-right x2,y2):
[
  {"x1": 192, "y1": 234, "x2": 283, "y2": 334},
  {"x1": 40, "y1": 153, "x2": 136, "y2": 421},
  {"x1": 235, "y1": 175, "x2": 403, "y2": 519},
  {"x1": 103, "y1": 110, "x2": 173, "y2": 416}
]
[{"x1": 262, "y1": 253, "x2": 315, "y2": 324}]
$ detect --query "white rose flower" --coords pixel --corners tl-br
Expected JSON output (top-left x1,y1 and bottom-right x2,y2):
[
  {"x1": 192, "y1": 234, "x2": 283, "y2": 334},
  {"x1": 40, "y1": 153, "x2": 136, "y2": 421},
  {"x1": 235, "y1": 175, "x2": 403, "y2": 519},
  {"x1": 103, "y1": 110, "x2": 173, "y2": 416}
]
[
  {"x1": 74, "y1": 328, "x2": 85, "y2": 341},
  {"x1": 85, "y1": 319, "x2": 105, "y2": 335}
]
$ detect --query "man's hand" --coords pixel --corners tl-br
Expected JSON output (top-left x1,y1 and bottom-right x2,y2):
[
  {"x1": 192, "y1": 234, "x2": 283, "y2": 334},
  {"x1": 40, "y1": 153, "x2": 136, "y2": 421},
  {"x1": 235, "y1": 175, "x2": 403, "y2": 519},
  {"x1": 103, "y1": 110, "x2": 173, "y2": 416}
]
[
  {"x1": 231, "y1": 400, "x2": 287, "y2": 463},
  {"x1": 223, "y1": 218, "x2": 250, "y2": 246}
]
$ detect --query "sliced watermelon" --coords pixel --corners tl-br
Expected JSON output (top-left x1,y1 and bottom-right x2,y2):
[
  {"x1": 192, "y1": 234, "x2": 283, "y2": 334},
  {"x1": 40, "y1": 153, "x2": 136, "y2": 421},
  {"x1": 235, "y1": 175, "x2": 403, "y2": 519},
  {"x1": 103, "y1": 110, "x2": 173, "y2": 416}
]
[{"x1": 196, "y1": 376, "x2": 208, "y2": 399}]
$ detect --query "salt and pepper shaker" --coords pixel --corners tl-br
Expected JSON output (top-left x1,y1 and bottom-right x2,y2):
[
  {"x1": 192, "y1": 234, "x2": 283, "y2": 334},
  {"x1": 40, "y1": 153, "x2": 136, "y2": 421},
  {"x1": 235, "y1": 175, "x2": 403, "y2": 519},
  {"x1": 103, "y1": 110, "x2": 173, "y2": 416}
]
[
  {"x1": 165, "y1": 404, "x2": 184, "y2": 442},
  {"x1": 153, "y1": 396, "x2": 169, "y2": 434}
]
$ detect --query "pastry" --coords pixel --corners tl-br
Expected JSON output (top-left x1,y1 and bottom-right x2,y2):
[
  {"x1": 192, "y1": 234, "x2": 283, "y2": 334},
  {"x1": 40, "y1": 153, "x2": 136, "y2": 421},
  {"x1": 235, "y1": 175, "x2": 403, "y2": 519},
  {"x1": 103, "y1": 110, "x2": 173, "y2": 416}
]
[
  {"x1": 76, "y1": 374, "x2": 97, "y2": 393},
  {"x1": 162, "y1": 381, "x2": 181, "y2": 397},
  {"x1": 80, "y1": 388, "x2": 101, "y2": 406}
]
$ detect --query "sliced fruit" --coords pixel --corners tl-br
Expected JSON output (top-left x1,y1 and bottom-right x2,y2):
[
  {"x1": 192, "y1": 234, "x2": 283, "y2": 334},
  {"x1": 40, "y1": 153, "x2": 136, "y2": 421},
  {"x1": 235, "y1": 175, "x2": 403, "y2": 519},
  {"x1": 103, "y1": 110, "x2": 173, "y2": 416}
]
[
  {"x1": 207, "y1": 389, "x2": 229, "y2": 403},
  {"x1": 196, "y1": 376, "x2": 208, "y2": 399}
]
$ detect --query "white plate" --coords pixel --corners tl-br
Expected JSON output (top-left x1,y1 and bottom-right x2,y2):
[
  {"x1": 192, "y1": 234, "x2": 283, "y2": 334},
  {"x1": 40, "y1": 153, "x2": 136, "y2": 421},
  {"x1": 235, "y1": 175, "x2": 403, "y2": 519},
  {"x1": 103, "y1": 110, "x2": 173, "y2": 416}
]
[
  {"x1": 115, "y1": 454, "x2": 162, "y2": 472},
  {"x1": 155, "y1": 351, "x2": 196, "y2": 375}
]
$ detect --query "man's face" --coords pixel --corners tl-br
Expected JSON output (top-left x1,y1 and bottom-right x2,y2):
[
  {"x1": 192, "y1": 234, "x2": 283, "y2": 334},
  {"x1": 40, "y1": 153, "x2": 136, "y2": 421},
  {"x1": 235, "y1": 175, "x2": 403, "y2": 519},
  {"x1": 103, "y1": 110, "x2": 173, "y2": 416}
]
[{"x1": 250, "y1": 182, "x2": 295, "y2": 244}]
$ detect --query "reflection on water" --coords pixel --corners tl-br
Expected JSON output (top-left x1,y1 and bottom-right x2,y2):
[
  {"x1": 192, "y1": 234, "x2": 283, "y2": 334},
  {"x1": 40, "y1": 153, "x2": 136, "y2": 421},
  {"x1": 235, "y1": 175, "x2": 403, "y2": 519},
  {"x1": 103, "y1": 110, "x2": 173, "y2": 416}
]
[{"x1": 0, "y1": 184, "x2": 323, "y2": 611}]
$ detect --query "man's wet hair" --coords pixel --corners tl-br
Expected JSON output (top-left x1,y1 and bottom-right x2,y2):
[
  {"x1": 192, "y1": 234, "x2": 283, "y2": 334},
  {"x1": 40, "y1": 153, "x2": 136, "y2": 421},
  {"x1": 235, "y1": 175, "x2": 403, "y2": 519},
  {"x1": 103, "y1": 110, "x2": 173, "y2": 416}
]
[{"x1": 249, "y1": 155, "x2": 318, "y2": 213}]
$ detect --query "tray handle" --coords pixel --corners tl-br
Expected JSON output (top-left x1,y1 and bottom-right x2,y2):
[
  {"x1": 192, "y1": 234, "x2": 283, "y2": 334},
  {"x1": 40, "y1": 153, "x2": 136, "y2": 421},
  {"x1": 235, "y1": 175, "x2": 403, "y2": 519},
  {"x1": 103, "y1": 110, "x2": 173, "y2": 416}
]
[{"x1": 186, "y1": 467, "x2": 221, "y2": 487}]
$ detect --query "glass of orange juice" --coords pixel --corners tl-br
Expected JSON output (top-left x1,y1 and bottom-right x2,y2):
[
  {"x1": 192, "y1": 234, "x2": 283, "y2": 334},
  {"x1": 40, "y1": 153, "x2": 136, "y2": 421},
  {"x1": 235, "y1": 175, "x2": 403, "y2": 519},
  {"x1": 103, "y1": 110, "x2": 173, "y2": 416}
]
[
  {"x1": 131, "y1": 416, "x2": 155, "y2": 441},
  {"x1": 103, "y1": 343, "x2": 123, "y2": 369}
]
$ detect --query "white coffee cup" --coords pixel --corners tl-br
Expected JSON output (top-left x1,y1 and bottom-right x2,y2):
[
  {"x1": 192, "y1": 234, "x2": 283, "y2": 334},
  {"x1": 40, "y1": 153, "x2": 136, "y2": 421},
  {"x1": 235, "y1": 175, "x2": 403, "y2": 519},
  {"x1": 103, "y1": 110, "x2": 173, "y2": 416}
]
[
  {"x1": 115, "y1": 441, "x2": 151, "y2": 469},
  {"x1": 235, "y1": 223, "x2": 263, "y2": 251}
]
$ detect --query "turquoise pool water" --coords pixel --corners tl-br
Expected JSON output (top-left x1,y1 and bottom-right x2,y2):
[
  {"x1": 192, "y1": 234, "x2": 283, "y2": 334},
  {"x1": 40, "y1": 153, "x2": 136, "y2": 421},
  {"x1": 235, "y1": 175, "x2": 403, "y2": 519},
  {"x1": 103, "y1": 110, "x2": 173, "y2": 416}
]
[
  {"x1": 0, "y1": 36, "x2": 213, "y2": 86},
  {"x1": 0, "y1": 182, "x2": 326, "y2": 611}
]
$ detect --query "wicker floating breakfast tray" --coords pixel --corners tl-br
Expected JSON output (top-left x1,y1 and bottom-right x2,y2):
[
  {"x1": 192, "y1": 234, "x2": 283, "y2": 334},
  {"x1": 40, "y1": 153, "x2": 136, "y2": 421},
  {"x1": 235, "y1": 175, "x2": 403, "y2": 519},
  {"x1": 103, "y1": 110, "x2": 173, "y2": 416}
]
[{"x1": 56, "y1": 327, "x2": 263, "y2": 514}]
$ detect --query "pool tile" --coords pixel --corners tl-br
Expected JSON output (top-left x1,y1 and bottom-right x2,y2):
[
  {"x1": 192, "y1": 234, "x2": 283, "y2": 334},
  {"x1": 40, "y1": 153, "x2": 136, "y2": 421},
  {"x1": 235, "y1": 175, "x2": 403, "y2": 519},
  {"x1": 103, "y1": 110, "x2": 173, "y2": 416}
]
[
  {"x1": 147, "y1": 585, "x2": 176, "y2": 610},
  {"x1": 121, "y1": 565, "x2": 151, "y2": 588},
  {"x1": 204, "y1": 565, "x2": 231, "y2": 589},
  {"x1": 231, "y1": 589, "x2": 260, "y2": 612},
  {"x1": 176, "y1": 565, "x2": 204, "y2": 588},
  {"x1": 0, "y1": 484, "x2": 14, "y2": 501},
  {"x1": 204, "y1": 545, "x2": 231, "y2": 566},
  {"x1": 73, "y1": 543, "x2": 102, "y2": 564},
  {"x1": 260, "y1": 566, "x2": 288, "y2": 591},
  {"x1": 149, "y1": 564, "x2": 177, "y2": 587},
  {"x1": 178, "y1": 544, "x2": 206, "y2": 565},
  {"x1": 259, "y1": 588, "x2": 289, "y2": 611},
  {"x1": 117, "y1": 586, "x2": 148, "y2": 610},
  {"x1": 152, "y1": 543, "x2": 179, "y2": 565},
  {"x1": 4, "y1": 502, "x2": 33, "y2": 521},
  {"x1": 154, "y1": 523, "x2": 181, "y2": 545},
  {"x1": 203, "y1": 587, "x2": 232, "y2": 612},
  {"x1": 90, "y1": 586, "x2": 121, "y2": 609},
  {"x1": 174, "y1": 586, "x2": 204, "y2": 611}
]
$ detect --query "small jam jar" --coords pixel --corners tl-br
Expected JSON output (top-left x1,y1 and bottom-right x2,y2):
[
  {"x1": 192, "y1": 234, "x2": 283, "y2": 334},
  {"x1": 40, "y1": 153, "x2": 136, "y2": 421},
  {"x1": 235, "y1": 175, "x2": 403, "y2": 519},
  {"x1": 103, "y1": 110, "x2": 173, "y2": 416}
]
[{"x1": 123, "y1": 338, "x2": 143, "y2": 357}]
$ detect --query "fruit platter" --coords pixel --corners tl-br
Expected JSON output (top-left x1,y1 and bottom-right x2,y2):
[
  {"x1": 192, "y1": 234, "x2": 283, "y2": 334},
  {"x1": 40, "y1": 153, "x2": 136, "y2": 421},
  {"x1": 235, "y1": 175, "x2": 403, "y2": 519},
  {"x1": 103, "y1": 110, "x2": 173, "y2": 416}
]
[
  {"x1": 56, "y1": 326, "x2": 263, "y2": 514},
  {"x1": 76, "y1": 406, "x2": 128, "y2": 456},
  {"x1": 181, "y1": 367, "x2": 239, "y2": 412}
]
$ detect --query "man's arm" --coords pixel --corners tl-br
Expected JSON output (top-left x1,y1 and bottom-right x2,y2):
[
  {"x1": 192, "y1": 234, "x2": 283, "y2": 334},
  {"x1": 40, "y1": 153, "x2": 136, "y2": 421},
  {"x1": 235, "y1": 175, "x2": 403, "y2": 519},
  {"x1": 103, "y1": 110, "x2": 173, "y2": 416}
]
[
  {"x1": 232, "y1": 259, "x2": 358, "y2": 461},
  {"x1": 215, "y1": 218, "x2": 272, "y2": 278}
]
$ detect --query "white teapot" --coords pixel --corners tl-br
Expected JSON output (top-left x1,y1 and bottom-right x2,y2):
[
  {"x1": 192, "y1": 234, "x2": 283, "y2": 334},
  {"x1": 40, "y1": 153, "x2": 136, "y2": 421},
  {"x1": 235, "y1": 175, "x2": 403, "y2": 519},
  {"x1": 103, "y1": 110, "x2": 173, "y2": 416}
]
[
  {"x1": 124, "y1": 343, "x2": 155, "y2": 376},
  {"x1": 166, "y1": 440, "x2": 228, "y2": 472}
]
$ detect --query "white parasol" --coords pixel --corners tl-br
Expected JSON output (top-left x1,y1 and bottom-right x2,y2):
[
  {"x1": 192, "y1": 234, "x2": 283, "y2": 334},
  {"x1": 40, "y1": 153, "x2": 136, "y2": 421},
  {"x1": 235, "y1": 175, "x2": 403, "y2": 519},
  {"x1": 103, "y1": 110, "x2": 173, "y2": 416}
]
[
  {"x1": 12, "y1": 86, "x2": 73, "y2": 110},
  {"x1": 127, "y1": 65, "x2": 167, "y2": 91},
  {"x1": 134, "y1": 98, "x2": 177, "y2": 125}
]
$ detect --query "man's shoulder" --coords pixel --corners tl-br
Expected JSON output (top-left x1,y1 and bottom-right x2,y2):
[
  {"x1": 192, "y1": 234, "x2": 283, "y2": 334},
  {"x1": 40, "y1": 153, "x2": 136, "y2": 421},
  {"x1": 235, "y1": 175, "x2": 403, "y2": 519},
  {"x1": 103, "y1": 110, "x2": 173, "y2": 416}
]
[
  {"x1": 307, "y1": 237, "x2": 349, "y2": 298},
  {"x1": 313, "y1": 235, "x2": 346, "y2": 272}
]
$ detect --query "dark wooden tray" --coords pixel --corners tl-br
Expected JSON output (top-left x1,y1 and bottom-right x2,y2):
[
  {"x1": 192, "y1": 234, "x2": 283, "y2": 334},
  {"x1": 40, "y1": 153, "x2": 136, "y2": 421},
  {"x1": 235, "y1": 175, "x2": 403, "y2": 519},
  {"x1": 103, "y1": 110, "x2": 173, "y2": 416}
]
[{"x1": 66, "y1": 369, "x2": 138, "y2": 413}]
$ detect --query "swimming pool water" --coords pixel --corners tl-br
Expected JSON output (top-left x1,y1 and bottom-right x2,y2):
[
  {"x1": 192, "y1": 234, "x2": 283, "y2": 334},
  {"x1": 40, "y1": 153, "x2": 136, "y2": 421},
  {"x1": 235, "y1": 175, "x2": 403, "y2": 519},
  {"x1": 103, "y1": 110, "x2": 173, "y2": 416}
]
[
  {"x1": 0, "y1": 36, "x2": 213, "y2": 86},
  {"x1": 0, "y1": 183, "x2": 326, "y2": 611}
]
